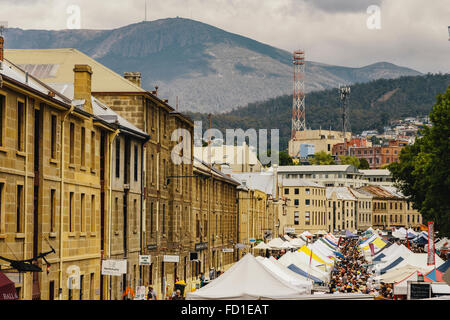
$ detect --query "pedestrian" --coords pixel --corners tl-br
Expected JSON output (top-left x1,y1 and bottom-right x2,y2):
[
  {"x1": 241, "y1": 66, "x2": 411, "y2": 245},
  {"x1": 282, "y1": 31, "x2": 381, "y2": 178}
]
[
  {"x1": 172, "y1": 289, "x2": 183, "y2": 300},
  {"x1": 147, "y1": 286, "x2": 157, "y2": 300}
]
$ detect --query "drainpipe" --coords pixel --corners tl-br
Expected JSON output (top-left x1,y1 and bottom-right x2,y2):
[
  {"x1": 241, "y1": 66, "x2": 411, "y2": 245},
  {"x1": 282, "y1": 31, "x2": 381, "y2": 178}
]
[
  {"x1": 139, "y1": 140, "x2": 144, "y2": 286},
  {"x1": 59, "y1": 105, "x2": 74, "y2": 300},
  {"x1": 108, "y1": 129, "x2": 120, "y2": 300},
  {"x1": 23, "y1": 97, "x2": 29, "y2": 299}
]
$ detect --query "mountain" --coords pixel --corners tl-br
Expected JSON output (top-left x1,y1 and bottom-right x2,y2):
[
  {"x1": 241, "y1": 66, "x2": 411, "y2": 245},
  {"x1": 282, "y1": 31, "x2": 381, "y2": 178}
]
[
  {"x1": 186, "y1": 73, "x2": 450, "y2": 150},
  {"x1": 4, "y1": 18, "x2": 422, "y2": 113}
]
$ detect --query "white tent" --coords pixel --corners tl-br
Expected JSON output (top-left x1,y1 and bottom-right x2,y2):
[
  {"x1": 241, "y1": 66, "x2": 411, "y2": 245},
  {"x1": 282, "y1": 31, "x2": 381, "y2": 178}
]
[
  {"x1": 186, "y1": 254, "x2": 308, "y2": 300},
  {"x1": 393, "y1": 271, "x2": 420, "y2": 295},
  {"x1": 375, "y1": 266, "x2": 430, "y2": 284},
  {"x1": 254, "y1": 242, "x2": 270, "y2": 250},
  {"x1": 283, "y1": 235, "x2": 293, "y2": 241},
  {"x1": 268, "y1": 238, "x2": 286, "y2": 249},
  {"x1": 302, "y1": 231, "x2": 313, "y2": 237},
  {"x1": 255, "y1": 256, "x2": 313, "y2": 293},
  {"x1": 289, "y1": 238, "x2": 306, "y2": 248},
  {"x1": 313, "y1": 230, "x2": 327, "y2": 236},
  {"x1": 277, "y1": 251, "x2": 330, "y2": 282}
]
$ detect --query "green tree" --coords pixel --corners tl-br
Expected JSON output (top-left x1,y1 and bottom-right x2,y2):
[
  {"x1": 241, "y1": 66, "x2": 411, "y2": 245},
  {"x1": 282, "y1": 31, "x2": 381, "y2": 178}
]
[
  {"x1": 278, "y1": 151, "x2": 294, "y2": 166},
  {"x1": 311, "y1": 151, "x2": 336, "y2": 165},
  {"x1": 389, "y1": 86, "x2": 450, "y2": 236},
  {"x1": 339, "y1": 155, "x2": 360, "y2": 168},
  {"x1": 359, "y1": 158, "x2": 370, "y2": 169}
]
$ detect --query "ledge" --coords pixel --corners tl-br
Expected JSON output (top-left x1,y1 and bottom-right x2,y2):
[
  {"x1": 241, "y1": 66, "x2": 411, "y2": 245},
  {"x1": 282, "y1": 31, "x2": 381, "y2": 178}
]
[
  {"x1": 49, "y1": 232, "x2": 57, "y2": 238},
  {"x1": 68, "y1": 164, "x2": 76, "y2": 169},
  {"x1": 80, "y1": 232, "x2": 87, "y2": 237},
  {"x1": 91, "y1": 168, "x2": 97, "y2": 174},
  {"x1": 49, "y1": 158, "x2": 59, "y2": 165},
  {"x1": 89, "y1": 232, "x2": 97, "y2": 237},
  {"x1": 15, "y1": 233, "x2": 26, "y2": 239},
  {"x1": 68, "y1": 232, "x2": 76, "y2": 237},
  {"x1": 80, "y1": 166, "x2": 87, "y2": 172},
  {"x1": 16, "y1": 150, "x2": 26, "y2": 158},
  {"x1": 114, "y1": 231, "x2": 119, "y2": 236},
  {"x1": 0, "y1": 146, "x2": 8, "y2": 154}
]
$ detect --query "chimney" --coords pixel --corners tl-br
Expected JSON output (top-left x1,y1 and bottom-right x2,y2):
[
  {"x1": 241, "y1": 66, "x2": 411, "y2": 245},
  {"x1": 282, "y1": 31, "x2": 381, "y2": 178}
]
[
  {"x1": 0, "y1": 35, "x2": 4, "y2": 61},
  {"x1": 124, "y1": 72, "x2": 141, "y2": 87},
  {"x1": 73, "y1": 64, "x2": 93, "y2": 114}
]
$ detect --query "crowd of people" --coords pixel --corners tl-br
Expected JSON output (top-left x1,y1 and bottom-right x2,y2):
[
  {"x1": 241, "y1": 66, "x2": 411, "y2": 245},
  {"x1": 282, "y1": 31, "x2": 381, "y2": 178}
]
[{"x1": 327, "y1": 238, "x2": 395, "y2": 299}]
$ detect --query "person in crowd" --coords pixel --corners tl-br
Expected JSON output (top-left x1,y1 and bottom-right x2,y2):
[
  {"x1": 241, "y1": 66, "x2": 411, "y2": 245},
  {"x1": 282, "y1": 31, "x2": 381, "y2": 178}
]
[{"x1": 147, "y1": 286, "x2": 157, "y2": 300}]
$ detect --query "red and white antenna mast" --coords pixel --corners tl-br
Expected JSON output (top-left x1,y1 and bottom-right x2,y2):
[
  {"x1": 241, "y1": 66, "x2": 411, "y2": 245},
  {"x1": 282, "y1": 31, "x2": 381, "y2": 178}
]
[{"x1": 291, "y1": 50, "x2": 306, "y2": 139}]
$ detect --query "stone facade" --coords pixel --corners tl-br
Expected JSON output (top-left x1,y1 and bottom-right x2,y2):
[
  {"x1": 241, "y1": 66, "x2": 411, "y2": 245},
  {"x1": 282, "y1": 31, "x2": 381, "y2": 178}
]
[{"x1": 279, "y1": 181, "x2": 328, "y2": 235}]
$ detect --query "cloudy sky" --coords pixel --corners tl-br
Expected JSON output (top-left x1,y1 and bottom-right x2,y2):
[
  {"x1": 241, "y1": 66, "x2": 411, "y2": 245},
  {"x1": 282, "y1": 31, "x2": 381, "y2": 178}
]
[{"x1": 0, "y1": 0, "x2": 449, "y2": 73}]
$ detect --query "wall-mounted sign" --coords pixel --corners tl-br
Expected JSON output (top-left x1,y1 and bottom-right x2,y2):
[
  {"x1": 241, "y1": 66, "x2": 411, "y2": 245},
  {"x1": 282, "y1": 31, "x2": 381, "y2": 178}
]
[
  {"x1": 222, "y1": 248, "x2": 234, "y2": 253},
  {"x1": 195, "y1": 242, "x2": 208, "y2": 251},
  {"x1": 163, "y1": 255, "x2": 180, "y2": 263},
  {"x1": 249, "y1": 238, "x2": 256, "y2": 243},
  {"x1": 284, "y1": 227, "x2": 296, "y2": 234},
  {"x1": 139, "y1": 255, "x2": 151, "y2": 266},
  {"x1": 147, "y1": 244, "x2": 157, "y2": 251},
  {"x1": 101, "y1": 259, "x2": 127, "y2": 276}
]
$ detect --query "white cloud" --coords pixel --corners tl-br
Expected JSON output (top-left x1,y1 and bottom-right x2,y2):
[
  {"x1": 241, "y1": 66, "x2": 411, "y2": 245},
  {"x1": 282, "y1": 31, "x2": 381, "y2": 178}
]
[{"x1": 0, "y1": 0, "x2": 448, "y2": 73}]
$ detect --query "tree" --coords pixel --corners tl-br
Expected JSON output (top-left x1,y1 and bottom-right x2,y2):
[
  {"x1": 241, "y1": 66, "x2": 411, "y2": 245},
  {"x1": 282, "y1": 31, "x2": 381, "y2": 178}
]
[
  {"x1": 339, "y1": 155, "x2": 360, "y2": 168},
  {"x1": 389, "y1": 86, "x2": 450, "y2": 236},
  {"x1": 359, "y1": 158, "x2": 370, "y2": 169},
  {"x1": 278, "y1": 151, "x2": 294, "y2": 166},
  {"x1": 311, "y1": 151, "x2": 336, "y2": 165}
]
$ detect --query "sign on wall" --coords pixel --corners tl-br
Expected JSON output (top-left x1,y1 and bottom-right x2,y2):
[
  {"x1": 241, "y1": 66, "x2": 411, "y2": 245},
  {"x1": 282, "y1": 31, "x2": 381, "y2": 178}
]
[
  {"x1": 284, "y1": 227, "x2": 296, "y2": 234},
  {"x1": 163, "y1": 255, "x2": 180, "y2": 263},
  {"x1": 222, "y1": 248, "x2": 234, "y2": 253},
  {"x1": 139, "y1": 255, "x2": 151, "y2": 266},
  {"x1": 101, "y1": 259, "x2": 127, "y2": 276}
]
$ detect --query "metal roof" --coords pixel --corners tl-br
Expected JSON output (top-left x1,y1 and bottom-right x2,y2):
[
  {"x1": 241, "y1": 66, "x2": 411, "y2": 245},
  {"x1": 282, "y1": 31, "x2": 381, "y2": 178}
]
[
  {"x1": 6, "y1": 48, "x2": 145, "y2": 93},
  {"x1": 279, "y1": 178, "x2": 324, "y2": 188},
  {"x1": 278, "y1": 165, "x2": 359, "y2": 173},
  {"x1": 230, "y1": 172, "x2": 275, "y2": 195},
  {"x1": 326, "y1": 187, "x2": 357, "y2": 200}
]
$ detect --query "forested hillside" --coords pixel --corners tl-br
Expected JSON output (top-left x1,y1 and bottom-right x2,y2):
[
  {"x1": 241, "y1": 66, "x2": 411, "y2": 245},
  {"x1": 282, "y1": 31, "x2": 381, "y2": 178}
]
[{"x1": 187, "y1": 74, "x2": 450, "y2": 149}]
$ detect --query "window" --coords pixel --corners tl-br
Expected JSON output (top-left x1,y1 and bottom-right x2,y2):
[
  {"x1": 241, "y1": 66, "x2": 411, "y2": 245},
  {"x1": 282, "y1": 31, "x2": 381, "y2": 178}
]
[
  {"x1": 294, "y1": 199, "x2": 299, "y2": 206},
  {"x1": 134, "y1": 145, "x2": 138, "y2": 182},
  {"x1": 91, "y1": 195, "x2": 95, "y2": 233},
  {"x1": 305, "y1": 199, "x2": 310, "y2": 206},
  {"x1": 0, "y1": 94, "x2": 5, "y2": 147},
  {"x1": 162, "y1": 204, "x2": 166, "y2": 234},
  {"x1": 284, "y1": 188, "x2": 289, "y2": 195},
  {"x1": 305, "y1": 188, "x2": 310, "y2": 195},
  {"x1": 305, "y1": 212, "x2": 310, "y2": 225},
  {"x1": 51, "y1": 115, "x2": 57, "y2": 159},
  {"x1": 17, "y1": 100, "x2": 25, "y2": 151},
  {"x1": 114, "y1": 197, "x2": 119, "y2": 232},
  {"x1": 50, "y1": 189, "x2": 56, "y2": 233},
  {"x1": 150, "y1": 202, "x2": 154, "y2": 236},
  {"x1": 81, "y1": 127, "x2": 86, "y2": 167},
  {"x1": 294, "y1": 211, "x2": 299, "y2": 225},
  {"x1": 69, "y1": 123, "x2": 75, "y2": 164},
  {"x1": 294, "y1": 188, "x2": 299, "y2": 195},
  {"x1": 80, "y1": 193, "x2": 85, "y2": 232},
  {"x1": 91, "y1": 131, "x2": 96, "y2": 171},
  {"x1": 16, "y1": 185, "x2": 23, "y2": 233},
  {"x1": 69, "y1": 192, "x2": 74, "y2": 232},
  {"x1": 0, "y1": 183, "x2": 4, "y2": 233},
  {"x1": 133, "y1": 199, "x2": 137, "y2": 232},
  {"x1": 115, "y1": 138, "x2": 120, "y2": 178}
]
